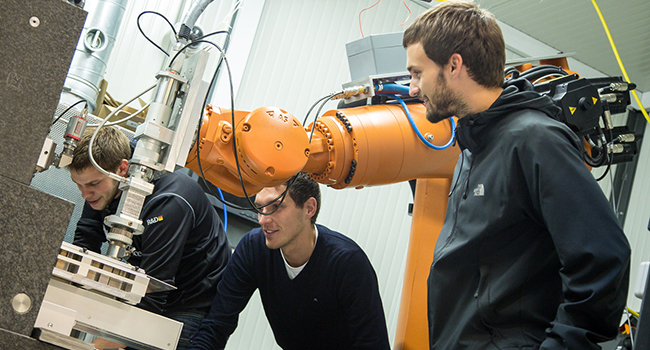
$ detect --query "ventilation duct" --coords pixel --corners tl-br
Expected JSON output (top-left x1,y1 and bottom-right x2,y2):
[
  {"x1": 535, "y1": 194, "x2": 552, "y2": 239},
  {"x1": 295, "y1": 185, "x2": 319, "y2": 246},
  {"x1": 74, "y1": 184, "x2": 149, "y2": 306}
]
[{"x1": 60, "y1": 0, "x2": 128, "y2": 112}]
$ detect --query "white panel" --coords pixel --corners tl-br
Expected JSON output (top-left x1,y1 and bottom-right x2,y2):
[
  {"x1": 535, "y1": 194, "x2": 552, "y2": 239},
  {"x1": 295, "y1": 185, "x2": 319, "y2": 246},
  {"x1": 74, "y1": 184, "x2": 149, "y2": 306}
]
[
  {"x1": 103, "y1": 0, "x2": 242, "y2": 105},
  {"x1": 209, "y1": 0, "x2": 267, "y2": 108},
  {"x1": 480, "y1": 0, "x2": 650, "y2": 93},
  {"x1": 623, "y1": 120, "x2": 650, "y2": 312},
  {"x1": 225, "y1": 291, "x2": 279, "y2": 350},
  {"x1": 640, "y1": 90, "x2": 649, "y2": 109},
  {"x1": 191, "y1": 0, "x2": 258, "y2": 93},
  {"x1": 103, "y1": 0, "x2": 186, "y2": 103},
  {"x1": 319, "y1": 182, "x2": 415, "y2": 337},
  {"x1": 498, "y1": 20, "x2": 606, "y2": 79}
]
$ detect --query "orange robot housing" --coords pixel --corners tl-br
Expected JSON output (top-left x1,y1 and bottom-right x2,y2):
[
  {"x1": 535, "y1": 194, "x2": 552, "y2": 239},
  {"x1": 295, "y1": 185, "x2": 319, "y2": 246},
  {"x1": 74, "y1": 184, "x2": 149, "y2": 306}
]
[
  {"x1": 186, "y1": 102, "x2": 459, "y2": 196},
  {"x1": 186, "y1": 105, "x2": 310, "y2": 196}
]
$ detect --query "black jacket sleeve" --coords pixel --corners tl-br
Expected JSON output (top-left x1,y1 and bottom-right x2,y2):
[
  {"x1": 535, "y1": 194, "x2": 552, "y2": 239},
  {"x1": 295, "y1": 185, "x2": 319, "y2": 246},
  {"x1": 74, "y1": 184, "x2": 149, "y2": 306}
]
[
  {"x1": 520, "y1": 123, "x2": 631, "y2": 350},
  {"x1": 73, "y1": 201, "x2": 107, "y2": 253}
]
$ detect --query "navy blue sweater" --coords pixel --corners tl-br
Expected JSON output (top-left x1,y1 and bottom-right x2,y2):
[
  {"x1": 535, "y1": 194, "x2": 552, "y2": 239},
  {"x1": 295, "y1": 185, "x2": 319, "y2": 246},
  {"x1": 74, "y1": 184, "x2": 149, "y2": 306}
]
[{"x1": 190, "y1": 224, "x2": 391, "y2": 350}]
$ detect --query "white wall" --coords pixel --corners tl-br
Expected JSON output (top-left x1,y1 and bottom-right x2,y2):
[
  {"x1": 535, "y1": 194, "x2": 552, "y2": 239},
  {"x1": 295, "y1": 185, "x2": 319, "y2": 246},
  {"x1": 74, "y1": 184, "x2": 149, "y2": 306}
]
[{"x1": 100, "y1": 0, "x2": 650, "y2": 348}]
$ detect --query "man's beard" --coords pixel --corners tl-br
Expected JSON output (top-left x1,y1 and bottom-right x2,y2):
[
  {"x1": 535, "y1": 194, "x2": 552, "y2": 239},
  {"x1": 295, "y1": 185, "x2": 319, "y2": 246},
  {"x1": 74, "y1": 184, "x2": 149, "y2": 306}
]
[{"x1": 425, "y1": 72, "x2": 468, "y2": 123}]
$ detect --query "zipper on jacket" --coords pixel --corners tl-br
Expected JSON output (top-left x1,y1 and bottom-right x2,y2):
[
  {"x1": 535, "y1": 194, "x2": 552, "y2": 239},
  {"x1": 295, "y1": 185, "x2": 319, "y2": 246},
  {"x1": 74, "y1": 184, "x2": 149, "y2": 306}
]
[
  {"x1": 434, "y1": 153, "x2": 472, "y2": 264},
  {"x1": 462, "y1": 156, "x2": 474, "y2": 200},
  {"x1": 448, "y1": 151, "x2": 465, "y2": 197}
]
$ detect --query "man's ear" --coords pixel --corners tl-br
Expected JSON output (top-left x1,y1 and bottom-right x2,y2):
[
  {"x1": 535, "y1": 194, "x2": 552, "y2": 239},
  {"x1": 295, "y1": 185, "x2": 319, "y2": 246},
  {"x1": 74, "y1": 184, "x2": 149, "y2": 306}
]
[
  {"x1": 116, "y1": 159, "x2": 129, "y2": 177},
  {"x1": 448, "y1": 53, "x2": 463, "y2": 76},
  {"x1": 304, "y1": 197, "x2": 317, "y2": 221}
]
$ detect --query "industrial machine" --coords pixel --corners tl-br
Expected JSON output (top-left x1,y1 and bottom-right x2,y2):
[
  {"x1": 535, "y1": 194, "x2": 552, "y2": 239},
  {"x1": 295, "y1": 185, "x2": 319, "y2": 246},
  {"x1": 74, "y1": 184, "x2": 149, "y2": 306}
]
[
  {"x1": 4, "y1": 0, "x2": 642, "y2": 349},
  {"x1": 14, "y1": 0, "x2": 212, "y2": 349},
  {"x1": 35, "y1": 242, "x2": 183, "y2": 350},
  {"x1": 183, "y1": 79, "x2": 460, "y2": 350}
]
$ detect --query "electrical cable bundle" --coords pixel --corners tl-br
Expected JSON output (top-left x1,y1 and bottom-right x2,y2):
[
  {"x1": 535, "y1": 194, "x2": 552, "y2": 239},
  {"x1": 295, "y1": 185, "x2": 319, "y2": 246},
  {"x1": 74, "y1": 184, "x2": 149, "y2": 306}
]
[
  {"x1": 505, "y1": 64, "x2": 569, "y2": 84},
  {"x1": 583, "y1": 132, "x2": 608, "y2": 168}
]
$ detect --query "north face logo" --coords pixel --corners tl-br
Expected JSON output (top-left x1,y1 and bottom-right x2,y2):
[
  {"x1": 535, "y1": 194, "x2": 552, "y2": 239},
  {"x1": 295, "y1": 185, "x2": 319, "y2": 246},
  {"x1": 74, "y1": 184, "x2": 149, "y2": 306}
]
[
  {"x1": 146, "y1": 215, "x2": 164, "y2": 225},
  {"x1": 473, "y1": 184, "x2": 484, "y2": 196}
]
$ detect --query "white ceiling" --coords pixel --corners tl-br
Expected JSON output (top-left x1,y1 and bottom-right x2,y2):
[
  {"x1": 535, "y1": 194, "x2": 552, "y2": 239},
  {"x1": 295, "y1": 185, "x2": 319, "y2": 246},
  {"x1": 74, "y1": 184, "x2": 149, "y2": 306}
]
[
  {"x1": 417, "y1": 0, "x2": 649, "y2": 96},
  {"x1": 478, "y1": 0, "x2": 649, "y2": 94}
]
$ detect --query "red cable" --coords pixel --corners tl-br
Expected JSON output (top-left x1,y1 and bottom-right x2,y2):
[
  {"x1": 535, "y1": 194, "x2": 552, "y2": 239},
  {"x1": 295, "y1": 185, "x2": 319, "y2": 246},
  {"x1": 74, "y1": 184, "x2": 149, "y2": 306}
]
[
  {"x1": 359, "y1": 0, "x2": 382, "y2": 38},
  {"x1": 400, "y1": 0, "x2": 412, "y2": 26}
]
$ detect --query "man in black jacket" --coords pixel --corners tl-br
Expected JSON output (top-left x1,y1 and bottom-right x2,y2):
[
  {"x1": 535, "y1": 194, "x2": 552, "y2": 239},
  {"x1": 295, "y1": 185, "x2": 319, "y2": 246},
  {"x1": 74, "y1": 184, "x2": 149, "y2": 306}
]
[
  {"x1": 69, "y1": 126, "x2": 231, "y2": 350},
  {"x1": 403, "y1": 1, "x2": 630, "y2": 349}
]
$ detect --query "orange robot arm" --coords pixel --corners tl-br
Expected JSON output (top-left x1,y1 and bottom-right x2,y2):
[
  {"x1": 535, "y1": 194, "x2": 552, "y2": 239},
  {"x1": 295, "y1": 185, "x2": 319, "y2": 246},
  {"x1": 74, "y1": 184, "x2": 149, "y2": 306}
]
[{"x1": 185, "y1": 102, "x2": 459, "y2": 195}]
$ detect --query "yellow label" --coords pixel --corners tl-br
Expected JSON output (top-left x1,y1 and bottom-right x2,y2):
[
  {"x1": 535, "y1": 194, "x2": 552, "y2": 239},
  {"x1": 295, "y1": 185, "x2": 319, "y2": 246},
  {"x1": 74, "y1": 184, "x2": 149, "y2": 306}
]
[{"x1": 569, "y1": 106, "x2": 577, "y2": 115}]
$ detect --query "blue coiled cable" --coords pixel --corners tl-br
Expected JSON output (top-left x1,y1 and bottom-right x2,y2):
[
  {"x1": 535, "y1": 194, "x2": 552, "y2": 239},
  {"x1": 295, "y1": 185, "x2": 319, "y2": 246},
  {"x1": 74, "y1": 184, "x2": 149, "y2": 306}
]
[
  {"x1": 376, "y1": 83, "x2": 411, "y2": 95},
  {"x1": 375, "y1": 83, "x2": 456, "y2": 150}
]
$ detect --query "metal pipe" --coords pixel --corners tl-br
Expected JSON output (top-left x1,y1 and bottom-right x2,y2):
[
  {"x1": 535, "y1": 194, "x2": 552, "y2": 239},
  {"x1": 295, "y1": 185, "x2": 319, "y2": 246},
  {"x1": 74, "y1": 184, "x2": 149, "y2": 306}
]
[{"x1": 60, "y1": 0, "x2": 129, "y2": 111}]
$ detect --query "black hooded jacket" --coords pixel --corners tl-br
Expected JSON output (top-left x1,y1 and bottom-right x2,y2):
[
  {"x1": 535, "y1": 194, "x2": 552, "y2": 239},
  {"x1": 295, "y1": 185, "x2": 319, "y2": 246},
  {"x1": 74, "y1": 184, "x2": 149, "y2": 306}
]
[{"x1": 428, "y1": 78, "x2": 630, "y2": 349}]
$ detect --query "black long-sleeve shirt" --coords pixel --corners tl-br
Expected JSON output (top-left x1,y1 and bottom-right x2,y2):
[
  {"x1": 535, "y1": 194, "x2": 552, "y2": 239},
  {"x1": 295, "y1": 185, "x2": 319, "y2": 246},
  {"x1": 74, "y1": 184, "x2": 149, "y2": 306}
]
[{"x1": 74, "y1": 171, "x2": 231, "y2": 314}]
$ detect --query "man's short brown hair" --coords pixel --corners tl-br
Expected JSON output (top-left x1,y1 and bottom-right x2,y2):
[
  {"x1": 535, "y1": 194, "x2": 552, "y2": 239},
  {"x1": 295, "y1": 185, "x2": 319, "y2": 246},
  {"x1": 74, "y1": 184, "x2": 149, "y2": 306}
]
[
  {"x1": 403, "y1": 0, "x2": 505, "y2": 88},
  {"x1": 69, "y1": 126, "x2": 131, "y2": 173},
  {"x1": 284, "y1": 173, "x2": 321, "y2": 226}
]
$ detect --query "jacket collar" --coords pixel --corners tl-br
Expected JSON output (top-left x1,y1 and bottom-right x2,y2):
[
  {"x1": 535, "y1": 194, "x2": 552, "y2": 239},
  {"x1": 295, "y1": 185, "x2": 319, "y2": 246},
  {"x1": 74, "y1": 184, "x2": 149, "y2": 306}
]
[{"x1": 455, "y1": 78, "x2": 561, "y2": 153}]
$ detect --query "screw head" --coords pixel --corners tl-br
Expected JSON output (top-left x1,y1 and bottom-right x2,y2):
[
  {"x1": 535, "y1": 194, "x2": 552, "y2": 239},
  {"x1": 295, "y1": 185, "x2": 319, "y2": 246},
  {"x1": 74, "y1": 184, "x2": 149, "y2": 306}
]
[
  {"x1": 11, "y1": 293, "x2": 32, "y2": 314},
  {"x1": 29, "y1": 17, "x2": 40, "y2": 28}
]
